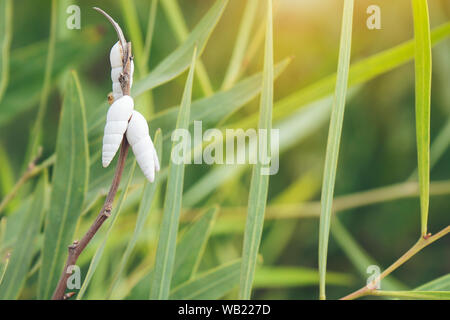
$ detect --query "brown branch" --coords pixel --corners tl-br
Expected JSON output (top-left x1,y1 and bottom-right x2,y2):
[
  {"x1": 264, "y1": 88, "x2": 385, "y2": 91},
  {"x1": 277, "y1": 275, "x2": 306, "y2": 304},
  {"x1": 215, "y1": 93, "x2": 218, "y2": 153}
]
[
  {"x1": 51, "y1": 139, "x2": 129, "y2": 300},
  {"x1": 340, "y1": 225, "x2": 450, "y2": 300},
  {"x1": 0, "y1": 147, "x2": 45, "y2": 214},
  {"x1": 52, "y1": 8, "x2": 133, "y2": 300}
]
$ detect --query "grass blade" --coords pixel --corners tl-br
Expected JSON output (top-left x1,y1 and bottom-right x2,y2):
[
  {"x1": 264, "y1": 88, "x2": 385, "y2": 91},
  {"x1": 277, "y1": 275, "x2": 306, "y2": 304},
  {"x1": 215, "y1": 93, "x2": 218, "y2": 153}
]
[
  {"x1": 318, "y1": 0, "x2": 354, "y2": 300},
  {"x1": 118, "y1": 207, "x2": 217, "y2": 299},
  {"x1": 221, "y1": 0, "x2": 258, "y2": 90},
  {"x1": 26, "y1": 0, "x2": 57, "y2": 163},
  {"x1": 0, "y1": 0, "x2": 12, "y2": 103},
  {"x1": 254, "y1": 267, "x2": 354, "y2": 288},
  {"x1": 150, "y1": 47, "x2": 197, "y2": 300},
  {"x1": 142, "y1": 0, "x2": 158, "y2": 69},
  {"x1": 0, "y1": 143, "x2": 18, "y2": 213},
  {"x1": 415, "y1": 274, "x2": 450, "y2": 291},
  {"x1": 172, "y1": 206, "x2": 218, "y2": 288},
  {"x1": 0, "y1": 173, "x2": 48, "y2": 299},
  {"x1": 0, "y1": 27, "x2": 101, "y2": 126},
  {"x1": 331, "y1": 218, "x2": 406, "y2": 290},
  {"x1": 412, "y1": 0, "x2": 432, "y2": 237},
  {"x1": 170, "y1": 260, "x2": 240, "y2": 300},
  {"x1": 133, "y1": 0, "x2": 227, "y2": 97},
  {"x1": 38, "y1": 71, "x2": 89, "y2": 299},
  {"x1": 161, "y1": 0, "x2": 214, "y2": 96},
  {"x1": 232, "y1": 22, "x2": 450, "y2": 130},
  {"x1": 108, "y1": 131, "x2": 163, "y2": 299},
  {"x1": 76, "y1": 161, "x2": 137, "y2": 300},
  {"x1": 367, "y1": 290, "x2": 450, "y2": 300},
  {"x1": 239, "y1": 0, "x2": 273, "y2": 300},
  {"x1": 119, "y1": 0, "x2": 155, "y2": 117}
]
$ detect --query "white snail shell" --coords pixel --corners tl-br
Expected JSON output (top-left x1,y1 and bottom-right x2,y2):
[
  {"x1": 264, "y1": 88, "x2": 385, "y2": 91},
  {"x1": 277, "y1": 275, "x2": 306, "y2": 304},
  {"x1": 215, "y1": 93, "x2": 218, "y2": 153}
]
[
  {"x1": 102, "y1": 95, "x2": 134, "y2": 168},
  {"x1": 110, "y1": 41, "x2": 134, "y2": 101},
  {"x1": 126, "y1": 110, "x2": 160, "y2": 182}
]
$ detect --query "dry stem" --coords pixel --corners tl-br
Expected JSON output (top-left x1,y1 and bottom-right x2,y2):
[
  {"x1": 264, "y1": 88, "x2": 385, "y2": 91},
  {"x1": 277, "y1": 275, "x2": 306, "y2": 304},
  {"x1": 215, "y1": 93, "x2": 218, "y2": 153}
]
[
  {"x1": 52, "y1": 8, "x2": 133, "y2": 300},
  {"x1": 340, "y1": 225, "x2": 450, "y2": 300}
]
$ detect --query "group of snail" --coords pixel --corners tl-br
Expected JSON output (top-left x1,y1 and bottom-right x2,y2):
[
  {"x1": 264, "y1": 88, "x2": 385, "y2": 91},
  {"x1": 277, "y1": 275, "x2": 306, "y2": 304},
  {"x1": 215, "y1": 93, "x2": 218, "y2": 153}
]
[{"x1": 102, "y1": 41, "x2": 160, "y2": 182}]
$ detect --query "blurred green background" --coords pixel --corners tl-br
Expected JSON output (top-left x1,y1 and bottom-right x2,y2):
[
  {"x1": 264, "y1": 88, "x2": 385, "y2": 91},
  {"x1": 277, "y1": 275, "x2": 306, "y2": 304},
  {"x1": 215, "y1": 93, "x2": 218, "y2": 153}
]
[{"x1": 0, "y1": 0, "x2": 449, "y2": 299}]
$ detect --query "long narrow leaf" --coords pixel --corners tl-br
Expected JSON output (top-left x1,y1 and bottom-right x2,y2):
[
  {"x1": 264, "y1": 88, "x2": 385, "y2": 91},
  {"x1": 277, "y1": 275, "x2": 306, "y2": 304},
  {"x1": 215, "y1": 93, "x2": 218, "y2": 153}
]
[
  {"x1": 412, "y1": 0, "x2": 432, "y2": 236},
  {"x1": 368, "y1": 290, "x2": 450, "y2": 300},
  {"x1": 232, "y1": 22, "x2": 450, "y2": 130},
  {"x1": 170, "y1": 260, "x2": 240, "y2": 300},
  {"x1": 331, "y1": 218, "x2": 406, "y2": 290},
  {"x1": 0, "y1": 0, "x2": 12, "y2": 103},
  {"x1": 132, "y1": 0, "x2": 227, "y2": 97},
  {"x1": 0, "y1": 173, "x2": 48, "y2": 299},
  {"x1": 150, "y1": 48, "x2": 197, "y2": 300},
  {"x1": 254, "y1": 267, "x2": 354, "y2": 288},
  {"x1": 415, "y1": 274, "x2": 450, "y2": 291},
  {"x1": 318, "y1": 0, "x2": 354, "y2": 300},
  {"x1": 27, "y1": 0, "x2": 58, "y2": 163},
  {"x1": 161, "y1": 0, "x2": 214, "y2": 96},
  {"x1": 221, "y1": 0, "x2": 258, "y2": 90},
  {"x1": 172, "y1": 206, "x2": 218, "y2": 288},
  {"x1": 239, "y1": 0, "x2": 274, "y2": 300},
  {"x1": 0, "y1": 27, "x2": 101, "y2": 126},
  {"x1": 38, "y1": 71, "x2": 89, "y2": 299}
]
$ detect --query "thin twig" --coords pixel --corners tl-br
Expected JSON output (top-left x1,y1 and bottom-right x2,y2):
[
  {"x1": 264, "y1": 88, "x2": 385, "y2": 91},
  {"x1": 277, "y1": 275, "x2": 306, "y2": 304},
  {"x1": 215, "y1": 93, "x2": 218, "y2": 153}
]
[
  {"x1": 340, "y1": 225, "x2": 450, "y2": 300},
  {"x1": 52, "y1": 8, "x2": 133, "y2": 300},
  {"x1": 51, "y1": 139, "x2": 129, "y2": 300},
  {"x1": 0, "y1": 148, "x2": 46, "y2": 214}
]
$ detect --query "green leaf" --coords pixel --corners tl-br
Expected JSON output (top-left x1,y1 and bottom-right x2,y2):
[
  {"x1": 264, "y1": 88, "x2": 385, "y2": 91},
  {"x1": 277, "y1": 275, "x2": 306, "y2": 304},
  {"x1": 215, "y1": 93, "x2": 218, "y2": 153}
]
[
  {"x1": 253, "y1": 267, "x2": 354, "y2": 288},
  {"x1": 0, "y1": 0, "x2": 12, "y2": 103},
  {"x1": 0, "y1": 199, "x2": 31, "y2": 255},
  {"x1": 26, "y1": 0, "x2": 58, "y2": 164},
  {"x1": 318, "y1": 0, "x2": 354, "y2": 300},
  {"x1": 331, "y1": 218, "x2": 406, "y2": 291},
  {"x1": 108, "y1": 131, "x2": 163, "y2": 299},
  {"x1": 0, "y1": 27, "x2": 101, "y2": 126},
  {"x1": 412, "y1": 0, "x2": 432, "y2": 236},
  {"x1": 77, "y1": 160, "x2": 137, "y2": 300},
  {"x1": 38, "y1": 71, "x2": 89, "y2": 299},
  {"x1": 170, "y1": 260, "x2": 240, "y2": 300},
  {"x1": 150, "y1": 47, "x2": 197, "y2": 300},
  {"x1": 161, "y1": 0, "x2": 214, "y2": 96},
  {"x1": 239, "y1": 0, "x2": 274, "y2": 300},
  {"x1": 172, "y1": 206, "x2": 218, "y2": 288},
  {"x1": 0, "y1": 173, "x2": 48, "y2": 299},
  {"x1": 233, "y1": 22, "x2": 450, "y2": 130},
  {"x1": 151, "y1": 59, "x2": 290, "y2": 165},
  {"x1": 368, "y1": 290, "x2": 450, "y2": 300},
  {"x1": 0, "y1": 143, "x2": 17, "y2": 213},
  {"x1": 132, "y1": 0, "x2": 227, "y2": 97},
  {"x1": 221, "y1": 0, "x2": 258, "y2": 90},
  {"x1": 415, "y1": 274, "x2": 450, "y2": 291}
]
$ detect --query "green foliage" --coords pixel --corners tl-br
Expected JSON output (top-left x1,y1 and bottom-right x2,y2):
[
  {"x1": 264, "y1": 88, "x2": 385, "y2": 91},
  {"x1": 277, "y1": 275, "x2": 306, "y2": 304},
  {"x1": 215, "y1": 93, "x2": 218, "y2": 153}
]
[
  {"x1": 412, "y1": 0, "x2": 432, "y2": 236},
  {"x1": 0, "y1": 0, "x2": 449, "y2": 301},
  {"x1": 239, "y1": 0, "x2": 274, "y2": 300},
  {"x1": 38, "y1": 71, "x2": 89, "y2": 299},
  {"x1": 0, "y1": 173, "x2": 47, "y2": 299},
  {"x1": 150, "y1": 47, "x2": 197, "y2": 300},
  {"x1": 318, "y1": 0, "x2": 354, "y2": 300}
]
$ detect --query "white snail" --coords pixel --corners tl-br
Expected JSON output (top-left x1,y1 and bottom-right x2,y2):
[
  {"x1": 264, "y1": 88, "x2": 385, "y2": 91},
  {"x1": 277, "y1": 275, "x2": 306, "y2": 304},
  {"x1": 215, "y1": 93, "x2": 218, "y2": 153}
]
[
  {"x1": 104, "y1": 40, "x2": 158, "y2": 182},
  {"x1": 102, "y1": 95, "x2": 134, "y2": 167},
  {"x1": 126, "y1": 110, "x2": 160, "y2": 182},
  {"x1": 110, "y1": 41, "x2": 134, "y2": 100}
]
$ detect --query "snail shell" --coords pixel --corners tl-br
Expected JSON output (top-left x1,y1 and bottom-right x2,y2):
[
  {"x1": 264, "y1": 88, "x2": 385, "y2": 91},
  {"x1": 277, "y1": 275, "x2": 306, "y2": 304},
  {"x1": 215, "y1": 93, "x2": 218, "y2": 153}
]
[
  {"x1": 126, "y1": 110, "x2": 160, "y2": 182},
  {"x1": 102, "y1": 95, "x2": 134, "y2": 167}
]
